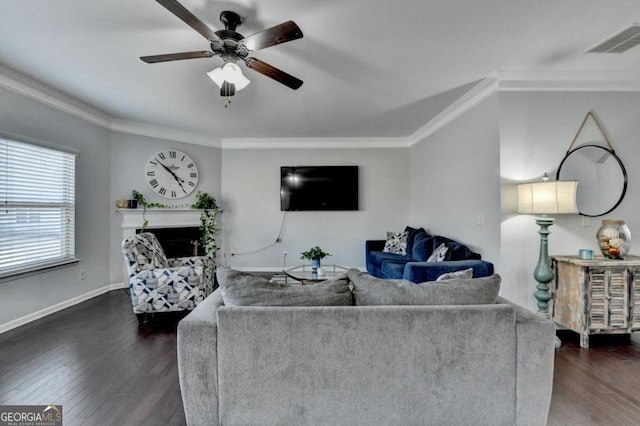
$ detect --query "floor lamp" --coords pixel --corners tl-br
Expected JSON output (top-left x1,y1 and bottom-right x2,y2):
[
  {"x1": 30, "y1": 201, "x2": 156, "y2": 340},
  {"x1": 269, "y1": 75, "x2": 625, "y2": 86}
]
[{"x1": 517, "y1": 175, "x2": 578, "y2": 348}]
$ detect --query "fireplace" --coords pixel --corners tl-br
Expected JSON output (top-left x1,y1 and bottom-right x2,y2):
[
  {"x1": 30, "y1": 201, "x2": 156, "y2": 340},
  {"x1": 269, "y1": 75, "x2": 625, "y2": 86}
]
[
  {"x1": 138, "y1": 227, "x2": 204, "y2": 258},
  {"x1": 118, "y1": 207, "x2": 204, "y2": 254}
]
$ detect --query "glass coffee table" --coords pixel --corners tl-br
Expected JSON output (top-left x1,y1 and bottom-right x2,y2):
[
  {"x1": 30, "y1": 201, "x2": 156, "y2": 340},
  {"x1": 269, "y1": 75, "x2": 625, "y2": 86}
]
[{"x1": 283, "y1": 264, "x2": 349, "y2": 285}]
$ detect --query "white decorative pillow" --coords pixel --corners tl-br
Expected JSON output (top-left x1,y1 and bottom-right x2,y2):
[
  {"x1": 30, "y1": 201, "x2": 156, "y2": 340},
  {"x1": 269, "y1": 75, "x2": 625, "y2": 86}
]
[
  {"x1": 437, "y1": 268, "x2": 474, "y2": 281},
  {"x1": 383, "y1": 231, "x2": 408, "y2": 255},
  {"x1": 427, "y1": 243, "x2": 448, "y2": 262}
]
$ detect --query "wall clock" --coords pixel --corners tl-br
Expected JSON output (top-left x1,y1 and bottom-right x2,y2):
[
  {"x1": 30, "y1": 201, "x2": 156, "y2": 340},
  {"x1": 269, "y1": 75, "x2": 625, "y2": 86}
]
[{"x1": 144, "y1": 150, "x2": 199, "y2": 199}]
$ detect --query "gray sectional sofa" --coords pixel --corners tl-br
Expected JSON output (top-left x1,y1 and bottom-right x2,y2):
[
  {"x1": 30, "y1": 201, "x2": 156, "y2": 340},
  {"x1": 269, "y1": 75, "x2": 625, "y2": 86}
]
[{"x1": 177, "y1": 268, "x2": 555, "y2": 426}]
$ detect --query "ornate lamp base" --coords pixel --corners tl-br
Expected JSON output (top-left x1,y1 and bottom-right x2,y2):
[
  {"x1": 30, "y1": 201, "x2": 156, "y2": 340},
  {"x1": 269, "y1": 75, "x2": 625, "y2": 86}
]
[{"x1": 534, "y1": 216, "x2": 561, "y2": 349}]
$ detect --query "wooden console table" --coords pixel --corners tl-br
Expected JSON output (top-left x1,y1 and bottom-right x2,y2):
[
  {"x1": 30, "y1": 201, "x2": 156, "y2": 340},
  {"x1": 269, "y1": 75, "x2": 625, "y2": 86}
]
[{"x1": 550, "y1": 255, "x2": 640, "y2": 348}]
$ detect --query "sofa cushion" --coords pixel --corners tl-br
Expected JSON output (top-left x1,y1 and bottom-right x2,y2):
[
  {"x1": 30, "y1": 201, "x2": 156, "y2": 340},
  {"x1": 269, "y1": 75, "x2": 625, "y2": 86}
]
[
  {"x1": 411, "y1": 230, "x2": 433, "y2": 262},
  {"x1": 348, "y1": 269, "x2": 500, "y2": 306},
  {"x1": 217, "y1": 267, "x2": 353, "y2": 306},
  {"x1": 379, "y1": 260, "x2": 408, "y2": 279},
  {"x1": 404, "y1": 226, "x2": 427, "y2": 258},
  {"x1": 367, "y1": 251, "x2": 411, "y2": 277},
  {"x1": 383, "y1": 231, "x2": 408, "y2": 255},
  {"x1": 402, "y1": 260, "x2": 494, "y2": 283}
]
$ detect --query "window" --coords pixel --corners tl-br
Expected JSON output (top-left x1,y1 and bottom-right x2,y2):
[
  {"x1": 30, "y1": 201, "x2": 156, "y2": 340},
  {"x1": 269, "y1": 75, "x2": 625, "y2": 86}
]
[{"x1": 0, "y1": 137, "x2": 77, "y2": 278}]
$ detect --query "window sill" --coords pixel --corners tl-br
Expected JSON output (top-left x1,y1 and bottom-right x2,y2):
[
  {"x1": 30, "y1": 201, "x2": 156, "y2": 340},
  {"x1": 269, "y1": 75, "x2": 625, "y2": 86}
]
[{"x1": 0, "y1": 258, "x2": 80, "y2": 283}]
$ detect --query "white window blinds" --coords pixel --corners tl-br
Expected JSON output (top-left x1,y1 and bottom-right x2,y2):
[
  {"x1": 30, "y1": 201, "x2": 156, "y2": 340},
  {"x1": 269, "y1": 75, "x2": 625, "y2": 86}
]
[{"x1": 0, "y1": 137, "x2": 77, "y2": 278}]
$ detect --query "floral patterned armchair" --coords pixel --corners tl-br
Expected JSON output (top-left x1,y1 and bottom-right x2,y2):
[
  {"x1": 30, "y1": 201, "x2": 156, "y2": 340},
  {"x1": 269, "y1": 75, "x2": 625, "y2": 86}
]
[{"x1": 122, "y1": 232, "x2": 215, "y2": 324}]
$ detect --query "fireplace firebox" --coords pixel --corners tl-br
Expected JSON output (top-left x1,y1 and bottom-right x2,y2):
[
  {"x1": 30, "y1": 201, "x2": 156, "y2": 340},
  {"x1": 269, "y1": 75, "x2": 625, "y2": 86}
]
[{"x1": 137, "y1": 227, "x2": 204, "y2": 258}]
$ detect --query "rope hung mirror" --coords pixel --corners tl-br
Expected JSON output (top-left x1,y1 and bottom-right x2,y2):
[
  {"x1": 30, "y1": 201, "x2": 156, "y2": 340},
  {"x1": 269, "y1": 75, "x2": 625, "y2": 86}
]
[{"x1": 556, "y1": 112, "x2": 628, "y2": 217}]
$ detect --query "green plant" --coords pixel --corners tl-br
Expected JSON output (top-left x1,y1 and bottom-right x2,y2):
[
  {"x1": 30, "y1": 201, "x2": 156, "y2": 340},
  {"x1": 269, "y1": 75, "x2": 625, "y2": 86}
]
[
  {"x1": 131, "y1": 189, "x2": 166, "y2": 229},
  {"x1": 300, "y1": 246, "x2": 332, "y2": 261},
  {"x1": 191, "y1": 191, "x2": 222, "y2": 259}
]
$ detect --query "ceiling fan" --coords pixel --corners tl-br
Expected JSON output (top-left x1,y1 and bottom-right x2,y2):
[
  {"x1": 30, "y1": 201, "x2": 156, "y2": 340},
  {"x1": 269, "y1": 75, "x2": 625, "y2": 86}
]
[{"x1": 141, "y1": 0, "x2": 303, "y2": 102}]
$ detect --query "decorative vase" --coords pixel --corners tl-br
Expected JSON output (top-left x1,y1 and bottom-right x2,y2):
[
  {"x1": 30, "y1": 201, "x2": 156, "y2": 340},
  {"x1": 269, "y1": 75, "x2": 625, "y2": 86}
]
[
  {"x1": 596, "y1": 220, "x2": 631, "y2": 259},
  {"x1": 311, "y1": 258, "x2": 320, "y2": 272}
]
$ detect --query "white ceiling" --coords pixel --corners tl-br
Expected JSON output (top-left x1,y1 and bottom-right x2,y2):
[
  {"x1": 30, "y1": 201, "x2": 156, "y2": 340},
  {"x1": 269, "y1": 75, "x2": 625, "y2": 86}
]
[{"x1": 2, "y1": 0, "x2": 640, "y2": 145}]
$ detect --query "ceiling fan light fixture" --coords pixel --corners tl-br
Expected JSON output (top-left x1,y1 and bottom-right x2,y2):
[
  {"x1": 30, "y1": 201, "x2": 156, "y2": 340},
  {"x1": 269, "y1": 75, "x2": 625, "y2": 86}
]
[
  {"x1": 220, "y1": 81, "x2": 235, "y2": 97},
  {"x1": 207, "y1": 62, "x2": 250, "y2": 92}
]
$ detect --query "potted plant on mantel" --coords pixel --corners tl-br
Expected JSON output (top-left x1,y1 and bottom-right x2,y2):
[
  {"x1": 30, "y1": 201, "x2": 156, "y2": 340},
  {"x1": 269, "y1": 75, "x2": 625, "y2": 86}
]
[{"x1": 300, "y1": 246, "x2": 332, "y2": 273}]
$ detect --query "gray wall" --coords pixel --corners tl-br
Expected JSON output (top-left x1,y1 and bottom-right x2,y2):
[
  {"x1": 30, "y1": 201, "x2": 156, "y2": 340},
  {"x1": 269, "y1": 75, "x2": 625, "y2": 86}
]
[
  {"x1": 109, "y1": 132, "x2": 222, "y2": 283},
  {"x1": 499, "y1": 91, "x2": 640, "y2": 309},
  {"x1": 220, "y1": 148, "x2": 409, "y2": 269},
  {"x1": 4, "y1": 75, "x2": 640, "y2": 328},
  {"x1": 409, "y1": 95, "x2": 501, "y2": 265},
  {"x1": 0, "y1": 86, "x2": 111, "y2": 326}
]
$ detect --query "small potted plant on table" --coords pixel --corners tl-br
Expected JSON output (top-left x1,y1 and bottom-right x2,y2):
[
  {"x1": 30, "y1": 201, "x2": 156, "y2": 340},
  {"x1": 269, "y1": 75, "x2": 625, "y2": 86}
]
[{"x1": 300, "y1": 246, "x2": 332, "y2": 274}]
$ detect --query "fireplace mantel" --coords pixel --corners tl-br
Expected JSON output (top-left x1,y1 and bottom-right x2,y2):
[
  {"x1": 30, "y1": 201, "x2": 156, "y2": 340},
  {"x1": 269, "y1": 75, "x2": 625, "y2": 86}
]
[
  {"x1": 117, "y1": 208, "x2": 202, "y2": 231},
  {"x1": 117, "y1": 208, "x2": 204, "y2": 250}
]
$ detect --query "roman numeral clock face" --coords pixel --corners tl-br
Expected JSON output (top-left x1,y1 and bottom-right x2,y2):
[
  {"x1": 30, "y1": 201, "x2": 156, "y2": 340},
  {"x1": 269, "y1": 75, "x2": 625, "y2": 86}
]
[{"x1": 144, "y1": 150, "x2": 199, "y2": 199}]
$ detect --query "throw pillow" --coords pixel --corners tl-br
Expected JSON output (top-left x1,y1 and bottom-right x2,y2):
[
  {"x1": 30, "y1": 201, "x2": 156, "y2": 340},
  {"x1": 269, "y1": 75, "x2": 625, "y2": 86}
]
[
  {"x1": 347, "y1": 268, "x2": 500, "y2": 306},
  {"x1": 436, "y1": 268, "x2": 474, "y2": 281},
  {"x1": 411, "y1": 231, "x2": 434, "y2": 262},
  {"x1": 427, "y1": 243, "x2": 448, "y2": 262},
  {"x1": 382, "y1": 231, "x2": 408, "y2": 255},
  {"x1": 217, "y1": 267, "x2": 353, "y2": 306},
  {"x1": 404, "y1": 226, "x2": 427, "y2": 257}
]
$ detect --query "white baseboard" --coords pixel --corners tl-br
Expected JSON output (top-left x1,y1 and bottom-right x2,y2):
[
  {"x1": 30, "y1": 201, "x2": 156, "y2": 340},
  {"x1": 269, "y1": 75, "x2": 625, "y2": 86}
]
[{"x1": 0, "y1": 282, "x2": 126, "y2": 335}]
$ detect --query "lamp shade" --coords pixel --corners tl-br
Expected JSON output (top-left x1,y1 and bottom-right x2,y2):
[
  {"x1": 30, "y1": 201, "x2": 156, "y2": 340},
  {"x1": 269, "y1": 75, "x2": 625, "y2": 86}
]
[
  {"x1": 517, "y1": 180, "x2": 578, "y2": 215},
  {"x1": 207, "y1": 62, "x2": 250, "y2": 91}
]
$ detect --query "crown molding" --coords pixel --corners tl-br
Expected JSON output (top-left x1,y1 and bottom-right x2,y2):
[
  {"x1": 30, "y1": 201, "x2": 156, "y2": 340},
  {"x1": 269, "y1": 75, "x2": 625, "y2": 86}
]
[
  {"x1": 221, "y1": 136, "x2": 411, "y2": 149},
  {"x1": 3, "y1": 65, "x2": 640, "y2": 150},
  {"x1": 407, "y1": 73, "x2": 499, "y2": 146},
  {"x1": 0, "y1": 64, "x2": 112, "y2": 129},
  {"x1": 110, "y1": 119, "x2": 221, "y2": 148},
  {"x1": 496, "y1": 70, "x2": 640, "y2": 92},
  {"x1": 403, "y1": 70, "x2": 640, "y2": 146}
]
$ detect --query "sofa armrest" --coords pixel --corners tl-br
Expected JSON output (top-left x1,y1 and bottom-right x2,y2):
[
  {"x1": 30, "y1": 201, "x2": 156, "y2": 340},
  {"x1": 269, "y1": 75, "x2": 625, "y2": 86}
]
[
  {"x1": 178, "y1": 289, "x2": 224, "y2": 426},
  {"x1": 496, "y1": 296, "x2": 555, "y2": 426},
  {"x1": 366, "y1": 239, "x2": 386, "y2": 254},
  {"x1": 402, "y1": 260, "x2": 494, "y2": 282}
]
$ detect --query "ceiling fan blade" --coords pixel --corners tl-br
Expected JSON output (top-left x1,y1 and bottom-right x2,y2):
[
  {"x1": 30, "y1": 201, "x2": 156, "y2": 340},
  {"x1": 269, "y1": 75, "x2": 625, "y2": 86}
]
[
  {"x1": 140, "y1": 51, "x2": 214, "y2": 63},
  {"x1": 242, "y1": 21, "x2": 303, "y2": 51},
  {"x1": 244, "y1": 57, "x2": 303, "y2": 90},
  {"x1": 156, "y1": 0, "x2": 221, "y2": 42}
]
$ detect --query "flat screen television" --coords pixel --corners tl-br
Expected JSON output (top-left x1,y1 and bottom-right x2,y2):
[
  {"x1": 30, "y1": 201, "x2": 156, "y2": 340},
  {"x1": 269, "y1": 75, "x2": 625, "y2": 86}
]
[{"x1": 280, "y1": 166, "x2": 359, "y2": 211}]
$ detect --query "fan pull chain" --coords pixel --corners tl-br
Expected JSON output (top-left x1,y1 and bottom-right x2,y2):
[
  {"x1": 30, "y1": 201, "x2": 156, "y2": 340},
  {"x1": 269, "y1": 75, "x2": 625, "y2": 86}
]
[{"x1": 224, "y1": 97, "x2": 232, "y2": 108}]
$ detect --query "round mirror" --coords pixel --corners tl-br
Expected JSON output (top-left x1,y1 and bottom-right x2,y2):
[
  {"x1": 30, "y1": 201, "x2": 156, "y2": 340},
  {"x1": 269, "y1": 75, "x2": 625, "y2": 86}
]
[{"x1": 556, "y1": 145, "x2": 627, "y2": 217}]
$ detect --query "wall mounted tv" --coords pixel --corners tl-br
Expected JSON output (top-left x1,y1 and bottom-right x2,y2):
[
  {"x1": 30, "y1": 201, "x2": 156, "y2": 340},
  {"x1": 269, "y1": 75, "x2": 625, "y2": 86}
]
[{"x1": 280, "y1": 166, "x2": 359, "y2": 211}]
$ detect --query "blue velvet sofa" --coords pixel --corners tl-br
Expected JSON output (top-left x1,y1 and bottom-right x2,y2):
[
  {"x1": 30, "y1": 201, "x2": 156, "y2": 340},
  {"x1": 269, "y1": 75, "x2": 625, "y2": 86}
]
[{"x1": 366, "y1": 227, "x2": 494, "y2": 282}]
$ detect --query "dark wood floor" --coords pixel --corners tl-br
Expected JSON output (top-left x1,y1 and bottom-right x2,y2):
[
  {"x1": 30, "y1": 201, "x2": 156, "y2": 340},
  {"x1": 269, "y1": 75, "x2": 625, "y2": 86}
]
[
  {"x1": 0, "y1": 290, "x2": 186, "y2": 426},
  {"x1": 549, "y1": 331, "x2": 640, "y2": 426},
  {"x1": 2, "y1": 291, "x2": 640, "y2": 425}
]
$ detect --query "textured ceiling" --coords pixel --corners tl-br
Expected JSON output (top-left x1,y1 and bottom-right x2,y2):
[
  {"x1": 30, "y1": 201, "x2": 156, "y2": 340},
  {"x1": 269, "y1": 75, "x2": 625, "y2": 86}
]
[{"x1": 1, "y1": 0, "x2": 640, "y2": 144}]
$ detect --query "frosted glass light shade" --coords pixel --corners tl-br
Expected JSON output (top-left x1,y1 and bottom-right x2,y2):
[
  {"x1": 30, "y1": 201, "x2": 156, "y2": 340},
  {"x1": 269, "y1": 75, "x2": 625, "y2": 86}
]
[
  {"x1": 207, "y1": 63, "x2": 250, "y2": 91},
  {"x1": 517, "y1": 181, "x2": 578, "y2": 215}
]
